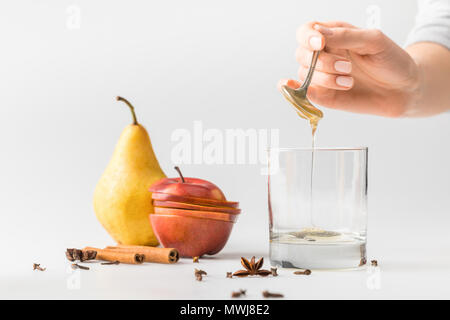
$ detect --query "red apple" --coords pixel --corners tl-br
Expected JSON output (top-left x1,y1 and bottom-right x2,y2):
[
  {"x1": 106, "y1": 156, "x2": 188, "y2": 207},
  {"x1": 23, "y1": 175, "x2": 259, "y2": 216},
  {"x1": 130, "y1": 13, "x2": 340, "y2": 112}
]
[
  {"x1": 153, "y1": 200, "x2": 241, "y2": 214},
  {"x1": 149, "y1": 167, "x2": 226, "y2": 201}
]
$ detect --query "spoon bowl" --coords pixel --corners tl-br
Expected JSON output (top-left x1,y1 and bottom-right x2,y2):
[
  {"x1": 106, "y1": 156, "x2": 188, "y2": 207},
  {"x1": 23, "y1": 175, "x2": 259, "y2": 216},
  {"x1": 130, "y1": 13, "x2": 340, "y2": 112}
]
[{"x1": 280, "y1": 50, "x2": 323, "y2": 133}]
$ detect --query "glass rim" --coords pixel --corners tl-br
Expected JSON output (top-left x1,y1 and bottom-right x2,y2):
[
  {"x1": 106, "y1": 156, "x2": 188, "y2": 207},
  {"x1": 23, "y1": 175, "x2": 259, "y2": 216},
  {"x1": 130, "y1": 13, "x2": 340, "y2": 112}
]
[{"x1": 268, "y1": 146, "x2": 368, "y2": 152}]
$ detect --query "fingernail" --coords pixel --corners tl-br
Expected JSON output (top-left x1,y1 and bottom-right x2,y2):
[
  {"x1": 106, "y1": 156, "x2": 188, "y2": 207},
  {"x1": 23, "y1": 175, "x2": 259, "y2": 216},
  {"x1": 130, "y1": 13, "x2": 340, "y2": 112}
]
[
  {"x1": 336, "y1": 76, "x2": 353, "y2": 87},
  {"x1": 334, "y1": 61, "x2": 352, "y2": 73},
  {"x1": 286, "y1": 79, "x2": 301, "y2": 89},
  {"x1": 309, "y1": 36, "x2": 322, "y2": 50},
  {"x1": 314, "y1": 24, "x2": 333, "y2": 36}
]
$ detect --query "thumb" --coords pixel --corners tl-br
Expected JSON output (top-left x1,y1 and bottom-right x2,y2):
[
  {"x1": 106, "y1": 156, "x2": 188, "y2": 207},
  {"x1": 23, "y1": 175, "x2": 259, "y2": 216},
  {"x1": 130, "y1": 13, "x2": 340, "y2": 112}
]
[{"x1": 296, "y1": 21, "x2": 326, "y2": 50}]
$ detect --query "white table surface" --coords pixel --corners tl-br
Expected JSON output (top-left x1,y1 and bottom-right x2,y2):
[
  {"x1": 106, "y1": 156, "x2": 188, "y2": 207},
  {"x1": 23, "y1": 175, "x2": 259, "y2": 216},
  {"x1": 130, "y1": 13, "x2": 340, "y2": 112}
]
[{"x1": 3, "y1": 214, "x2": 450, "y2": 300}]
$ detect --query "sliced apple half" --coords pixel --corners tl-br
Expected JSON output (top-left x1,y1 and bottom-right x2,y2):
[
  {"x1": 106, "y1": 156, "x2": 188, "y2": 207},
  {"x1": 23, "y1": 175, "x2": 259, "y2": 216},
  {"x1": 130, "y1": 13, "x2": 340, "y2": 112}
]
[
  {"x1": 153, "y1": 200, "x2": 241, "y2": 214},
  {"x1": 154, "y1": 207, "x2": 238, "y2": 223},
  {"x1": 151, "y1": 192, "x2": 239, "y2": 208}
]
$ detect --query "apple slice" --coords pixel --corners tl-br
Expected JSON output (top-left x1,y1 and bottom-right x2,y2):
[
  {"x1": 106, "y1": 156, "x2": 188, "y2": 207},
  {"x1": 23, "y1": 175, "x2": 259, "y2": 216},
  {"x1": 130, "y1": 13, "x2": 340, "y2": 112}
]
[
  {"x1": 152, "y1": 192, "x2": 239, "y2": 208},
  {"x1": 153, "y1": 200, "x2": 241, "y2": 214},
  {"x1": 154, "y1": 207, "x2": 238, "y2": 223}
]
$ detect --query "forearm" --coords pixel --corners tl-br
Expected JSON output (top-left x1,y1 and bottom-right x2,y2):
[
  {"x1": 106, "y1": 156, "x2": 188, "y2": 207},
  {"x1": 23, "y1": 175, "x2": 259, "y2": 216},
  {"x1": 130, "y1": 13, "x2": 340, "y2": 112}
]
[{"x1": 406, "y1": 42, "x2": 450, "y2": 117}]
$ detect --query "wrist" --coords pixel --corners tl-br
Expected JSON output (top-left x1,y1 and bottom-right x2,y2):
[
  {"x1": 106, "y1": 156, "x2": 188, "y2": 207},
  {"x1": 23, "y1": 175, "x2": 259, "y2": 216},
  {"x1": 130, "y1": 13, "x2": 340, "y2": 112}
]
[{"x1": 403, "y1": 58, "x2": 425, "y2": 117}]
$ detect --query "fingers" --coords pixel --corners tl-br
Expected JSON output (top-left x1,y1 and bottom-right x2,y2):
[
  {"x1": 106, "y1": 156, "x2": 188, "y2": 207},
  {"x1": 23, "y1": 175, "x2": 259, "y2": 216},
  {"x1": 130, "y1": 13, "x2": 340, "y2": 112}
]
[
  {"x1": 314, "y1": 24, "x2": 387, "y2": 55},
  {"x1": 277, "y1": 79, "x2": 340, "y2": 108},
  {"x1": 315, "y1": 21, "x2": 356, "y2": 29},
  {"x1": 278, "y1": 53, "x2": 354, "y2": 93},
  {"x1": 296, "y1": 21, "x2": 388, "y2": 55},
  {"x1": 293, "y1": 20, "x2": 388, "y2": 91},
  {"x1": 278, "y1": 80, "x2": 386, "y2": 116},
  {"x1": 296, "y1": 21, "x2": 356, "y2": 51},
  {"x1": 298, "y1": 65, "x2": 354, "y2": 90},
  {"x1": 296, "y1": 49, "x2": 352, "y2": 75},
  {"x1": 277, "y1": 78, "x2": 301, "y2": 91},
  {"x1": 296, "y1": 21, "x2": 325, "y2": 51}
]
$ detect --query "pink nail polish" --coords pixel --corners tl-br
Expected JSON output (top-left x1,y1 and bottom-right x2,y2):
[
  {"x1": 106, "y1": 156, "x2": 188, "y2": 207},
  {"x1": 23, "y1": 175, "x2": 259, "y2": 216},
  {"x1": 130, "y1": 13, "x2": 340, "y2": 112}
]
[
  {"x1": 336, "y1": 76, "x2": 353, "y2": 87},
  {"x1": 309, "y1": 36, "x2": 322, "y2": 50},
  {"x1": 334, "y1": 61, "x2": 352, "y2": 73}
]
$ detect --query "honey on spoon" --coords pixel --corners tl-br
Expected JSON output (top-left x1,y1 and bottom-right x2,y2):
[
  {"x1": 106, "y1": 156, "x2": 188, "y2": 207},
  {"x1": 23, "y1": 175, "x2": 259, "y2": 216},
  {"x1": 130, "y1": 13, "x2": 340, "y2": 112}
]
[
  {"x1": 280, "y1": 50, "x2": 323, "y2": 136},
  {"x1": 280, "y1": 50, "x2": 334, "y2": 237}
]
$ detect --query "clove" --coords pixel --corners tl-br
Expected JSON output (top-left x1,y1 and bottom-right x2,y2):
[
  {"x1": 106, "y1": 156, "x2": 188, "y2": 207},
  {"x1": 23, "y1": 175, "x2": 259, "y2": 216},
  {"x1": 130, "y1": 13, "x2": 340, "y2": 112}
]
[
  {"x1": 359, "y1": 257, "x2": 367, "y2": 267},
  {"x1": 231, "y1": 289, "x2": 246, "y2": 298},
  {"x1": 71, "y1": 263, "x2": 90, "y2": 270},
  {"x1": 262, "y1": 290, "x2": 284, "y2": 298},
  {"x1": 194, "y1": 268, "x2": 206, "y2": 281},
  {"x1": 371, "y1": 260, "x2": 378, "y2": 267},
  {"x1": 195, "y1": 268, "x2": 207, "y2": 276},
  {"x1": 271, "y1": 268, "x2": 278, "y2": 276},
  {"x1": 293, "y1": 269, "x2": 311, "y2": 275},
  {"x1": 226, "y1": 272, "x2": 233, "y2": 278},
  {"x1": 33, "y1": 263, "x2": 46, "y2": 271},
  {"x1": 66, "y1": 248, "x2": 97, "y2": 262}
]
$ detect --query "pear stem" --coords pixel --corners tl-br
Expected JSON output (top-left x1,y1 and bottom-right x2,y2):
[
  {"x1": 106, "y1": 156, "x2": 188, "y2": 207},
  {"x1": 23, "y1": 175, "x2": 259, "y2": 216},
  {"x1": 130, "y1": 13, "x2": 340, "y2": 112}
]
[
  {"x1": 116, "y1": 96, "x2": 138, "y2": 125},
  {"x1": 174, "y1": 166, "x2": 185, "y2": 183}
]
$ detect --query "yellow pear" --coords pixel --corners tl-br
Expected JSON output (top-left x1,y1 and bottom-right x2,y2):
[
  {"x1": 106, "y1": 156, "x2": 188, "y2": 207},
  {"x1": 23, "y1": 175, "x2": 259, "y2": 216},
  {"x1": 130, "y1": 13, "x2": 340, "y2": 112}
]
[{"x1": 93, "y1": 96, "x2": 166, "y2": 246}]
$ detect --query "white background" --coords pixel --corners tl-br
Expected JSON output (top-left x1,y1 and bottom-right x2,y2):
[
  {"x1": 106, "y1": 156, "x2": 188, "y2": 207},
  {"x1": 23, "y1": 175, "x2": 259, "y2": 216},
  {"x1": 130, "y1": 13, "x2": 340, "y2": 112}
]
[{"x1": 1, "y1": 0, "x2": 449, "y2": 299}]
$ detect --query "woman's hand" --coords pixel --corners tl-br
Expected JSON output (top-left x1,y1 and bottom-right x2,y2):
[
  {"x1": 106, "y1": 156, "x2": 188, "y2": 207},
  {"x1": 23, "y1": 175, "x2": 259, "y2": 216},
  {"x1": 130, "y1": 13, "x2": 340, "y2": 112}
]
[{"x1": 279, "y1": 21, "x2": 423, "y2": 117}]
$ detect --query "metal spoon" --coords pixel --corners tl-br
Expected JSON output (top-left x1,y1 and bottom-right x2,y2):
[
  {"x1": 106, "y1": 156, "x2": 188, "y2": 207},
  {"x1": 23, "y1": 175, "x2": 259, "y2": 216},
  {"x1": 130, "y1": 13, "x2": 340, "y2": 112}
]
[{"x1": 280, "y1": 50, "x2": 323, "y2": 134}]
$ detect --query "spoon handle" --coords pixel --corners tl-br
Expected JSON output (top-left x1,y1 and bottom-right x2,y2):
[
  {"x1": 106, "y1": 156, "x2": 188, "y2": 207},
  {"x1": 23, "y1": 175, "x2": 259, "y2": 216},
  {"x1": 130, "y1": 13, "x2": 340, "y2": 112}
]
[{"x1": 301, "y1": 50, "x2": 320, "y2": 90}]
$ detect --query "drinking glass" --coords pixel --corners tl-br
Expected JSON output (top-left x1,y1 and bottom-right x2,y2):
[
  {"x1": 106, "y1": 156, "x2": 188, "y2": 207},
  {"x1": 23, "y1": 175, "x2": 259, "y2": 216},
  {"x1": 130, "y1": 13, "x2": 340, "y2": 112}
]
[{"x1": 268, "y1": 147, "x2": 368, "y2": 270}]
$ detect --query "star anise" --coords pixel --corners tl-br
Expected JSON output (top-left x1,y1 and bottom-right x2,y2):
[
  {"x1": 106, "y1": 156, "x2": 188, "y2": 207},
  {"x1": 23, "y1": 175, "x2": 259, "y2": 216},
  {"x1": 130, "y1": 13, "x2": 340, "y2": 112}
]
[{"x1": 232, "y1": 256, "x2": 272, "y2": 277}]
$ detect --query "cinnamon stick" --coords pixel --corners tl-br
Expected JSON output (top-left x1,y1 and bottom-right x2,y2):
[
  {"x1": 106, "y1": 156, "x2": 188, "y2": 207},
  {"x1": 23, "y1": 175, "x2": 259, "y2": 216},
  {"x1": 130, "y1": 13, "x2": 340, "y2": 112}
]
[
  {"x1": 83, "y1": 247, "x2": 144, "y2": 264},
  {"x1": 105, "y1": 245, "x2": 179, "y2": 264}
]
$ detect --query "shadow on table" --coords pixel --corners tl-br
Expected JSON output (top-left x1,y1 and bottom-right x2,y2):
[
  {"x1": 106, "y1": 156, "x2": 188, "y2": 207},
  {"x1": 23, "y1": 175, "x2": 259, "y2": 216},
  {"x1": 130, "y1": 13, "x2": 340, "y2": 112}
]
[{"x1": 380, "y1": 259, "x2": 450, "y2": 273}]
